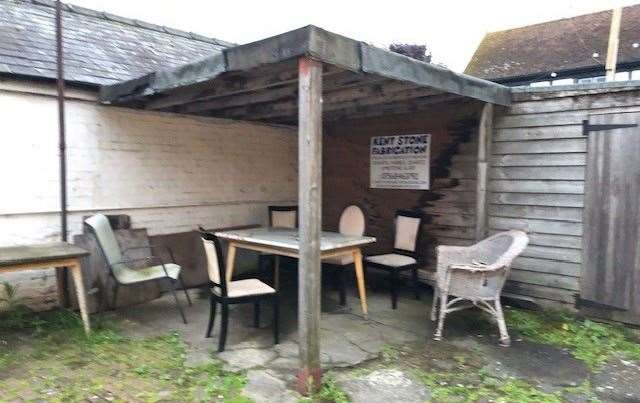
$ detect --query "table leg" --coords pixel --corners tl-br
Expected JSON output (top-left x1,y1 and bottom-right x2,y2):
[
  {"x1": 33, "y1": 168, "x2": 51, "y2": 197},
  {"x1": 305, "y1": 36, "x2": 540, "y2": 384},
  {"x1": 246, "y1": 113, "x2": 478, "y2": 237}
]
[
  {"x1": 274, "y1": 255, "x2": 280, "y2": 290},
  {"x1": 68, "y1": 259, "x2": 91, "y2": 335},
  {"x1": 352, "y1": 248, "x2": 368, "y2": 318},
  {"x1": 226, "y1": 243, "x2": 237, "y2": 283}
]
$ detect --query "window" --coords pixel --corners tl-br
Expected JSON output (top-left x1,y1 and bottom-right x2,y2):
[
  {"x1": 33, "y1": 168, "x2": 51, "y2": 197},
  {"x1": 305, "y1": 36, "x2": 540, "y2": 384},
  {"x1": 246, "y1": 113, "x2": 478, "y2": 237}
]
[
  {"x1": 530, "y1": 81, "x2": 551, "y2": 87},
  {"x1": 614, "y1": 71, "x2": 630, "y2": 81},
  {"x1": 577, "y1": 76, "x2": 606, "y2": 84},
  {"x1": 552, "y1": 78, "x2": 575, "y2": 86}
]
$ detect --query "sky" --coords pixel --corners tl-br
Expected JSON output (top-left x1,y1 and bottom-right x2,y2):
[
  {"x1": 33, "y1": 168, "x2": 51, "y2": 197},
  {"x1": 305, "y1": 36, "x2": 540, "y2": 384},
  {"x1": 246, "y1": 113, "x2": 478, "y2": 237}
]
[{"x1": 69, "y1": 0, "x2": 640, "y2": 72}]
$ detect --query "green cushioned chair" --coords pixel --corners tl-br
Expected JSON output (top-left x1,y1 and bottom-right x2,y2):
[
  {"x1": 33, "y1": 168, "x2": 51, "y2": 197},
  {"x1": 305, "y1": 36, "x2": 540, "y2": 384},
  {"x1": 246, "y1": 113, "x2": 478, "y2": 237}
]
[{"x1": 84, "y1": 214, "x2": 192, "y2": 323}]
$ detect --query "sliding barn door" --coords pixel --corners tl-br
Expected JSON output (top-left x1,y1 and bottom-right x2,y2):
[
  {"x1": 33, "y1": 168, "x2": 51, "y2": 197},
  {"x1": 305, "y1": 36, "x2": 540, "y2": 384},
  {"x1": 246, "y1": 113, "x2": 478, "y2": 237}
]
[{"x1": 581, "y1": 112, "x2": 640, "y2": 311}]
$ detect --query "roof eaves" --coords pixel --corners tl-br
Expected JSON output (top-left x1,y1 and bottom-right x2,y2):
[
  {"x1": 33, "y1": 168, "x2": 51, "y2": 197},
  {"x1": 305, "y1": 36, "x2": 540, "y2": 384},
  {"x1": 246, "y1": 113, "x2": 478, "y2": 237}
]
[{"x1": 100, "y1": 25, "x2": 512, "y2": 106}]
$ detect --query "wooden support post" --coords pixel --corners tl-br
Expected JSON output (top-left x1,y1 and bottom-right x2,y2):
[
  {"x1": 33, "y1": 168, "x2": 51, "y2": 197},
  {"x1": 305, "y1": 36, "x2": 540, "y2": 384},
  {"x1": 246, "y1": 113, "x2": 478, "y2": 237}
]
[
  {"x1": 475, "y1": 103, "x2": 494, "y2": 241},
  {"x1": 605, "y1": 7, "x2": 623, "y2": 82},
  {"x1": 297, "y1": 56, "x2": 323, "y2": 395}
]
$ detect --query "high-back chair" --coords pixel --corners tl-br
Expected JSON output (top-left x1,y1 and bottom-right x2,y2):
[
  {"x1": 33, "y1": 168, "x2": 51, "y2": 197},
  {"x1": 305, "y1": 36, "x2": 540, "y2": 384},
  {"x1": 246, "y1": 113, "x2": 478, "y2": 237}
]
[
  {"x1": 200, "y1": 230, "x2": 279, "y2": 352},
  {"x1": 323, "y1": 205, "x2": 366, "y2": 305},
  {"x1": 365, "y1": 210, "x2": 423, "y2": 309},
  {"x1": 84, "y1": 214, "x2": 192, "y2": 323},
  {"x1": 431, "y1": 230, "x2": 529, "y2": 346},
  {"x1": 259, "y1": 205, "x2": 299, "y2": 288},
  {"x1": 268, "y1": 205, "x2": 298, "y2": 228}
]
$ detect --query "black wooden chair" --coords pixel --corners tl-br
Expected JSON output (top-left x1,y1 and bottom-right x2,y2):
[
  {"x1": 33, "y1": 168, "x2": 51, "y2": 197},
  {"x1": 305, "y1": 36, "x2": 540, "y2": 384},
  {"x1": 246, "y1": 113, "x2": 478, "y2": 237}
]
[
  {"x1": 258, "y1": 205, "x2": 298, "y2": 287},
  {"x1": 365, "y1": 210, "x2": 423, "y2": 309},
  {"x1": 199, "y1": 230, "x2": 279, "y2": 352}
]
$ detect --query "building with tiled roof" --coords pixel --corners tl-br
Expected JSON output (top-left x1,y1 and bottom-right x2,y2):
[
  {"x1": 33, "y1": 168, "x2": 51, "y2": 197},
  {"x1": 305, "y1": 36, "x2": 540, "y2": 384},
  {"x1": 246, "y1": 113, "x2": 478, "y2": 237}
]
[
  {"x1": 465, "y1": 4, "x2": 640, "y2": 86},
  {"x1": 0, "y1": 0, "x2": 233, "y2": 86}
]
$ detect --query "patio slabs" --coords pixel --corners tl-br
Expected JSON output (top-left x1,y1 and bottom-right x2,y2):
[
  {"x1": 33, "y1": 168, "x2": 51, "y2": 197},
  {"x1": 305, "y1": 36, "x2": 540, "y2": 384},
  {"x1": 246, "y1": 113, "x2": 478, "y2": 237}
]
[{"x1": 2, "y1": 277, "x2": 640, "y2": 402}]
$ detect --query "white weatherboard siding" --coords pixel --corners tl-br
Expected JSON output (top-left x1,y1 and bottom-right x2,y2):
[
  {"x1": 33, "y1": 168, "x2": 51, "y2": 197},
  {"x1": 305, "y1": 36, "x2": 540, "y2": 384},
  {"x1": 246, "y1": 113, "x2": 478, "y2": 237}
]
[{"x1": 0, "y1": 81, "x2": 297, "y2": 310}]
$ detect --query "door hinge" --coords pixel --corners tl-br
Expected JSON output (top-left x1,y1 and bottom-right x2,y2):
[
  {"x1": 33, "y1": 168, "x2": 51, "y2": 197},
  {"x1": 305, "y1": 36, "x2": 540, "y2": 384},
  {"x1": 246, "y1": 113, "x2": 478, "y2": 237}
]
[{"x1": 582, "y1": 119, "x2": 638, "y2": 136}]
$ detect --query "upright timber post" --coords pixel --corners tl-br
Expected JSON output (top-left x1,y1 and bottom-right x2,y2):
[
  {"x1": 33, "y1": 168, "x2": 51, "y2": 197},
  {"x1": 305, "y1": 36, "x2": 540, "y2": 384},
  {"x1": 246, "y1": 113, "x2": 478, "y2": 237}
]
[
  {"x1": 605, "y1": 7, "x2": 622, "y2": 82},
  {"x1": 297, "y1": 56, "x2": 323, "y2": 395},
  {"x1": 475, "y1": 103, "x2": 494, "y2": 241}
]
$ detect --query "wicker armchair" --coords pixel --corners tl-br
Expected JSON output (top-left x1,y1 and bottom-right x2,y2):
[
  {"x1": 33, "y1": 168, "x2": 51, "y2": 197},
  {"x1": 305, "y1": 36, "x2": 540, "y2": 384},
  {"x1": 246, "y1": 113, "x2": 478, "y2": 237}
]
[{"x1": 431, "y1": 230, "x2": 529, "y2": 346}]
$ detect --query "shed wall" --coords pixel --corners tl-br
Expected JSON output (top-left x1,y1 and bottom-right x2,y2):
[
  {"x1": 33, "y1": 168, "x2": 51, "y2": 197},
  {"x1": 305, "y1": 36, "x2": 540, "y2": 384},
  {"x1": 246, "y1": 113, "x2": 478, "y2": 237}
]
[
  {"x1": 491, "y1": 86, "x2": 640, "y2": 308},
  {"x1": 0, "y1": 80, "x2": 297, "y2": 310},
  {"x1": 323, "y1": 99, "x2": 483, "y2": 280}
]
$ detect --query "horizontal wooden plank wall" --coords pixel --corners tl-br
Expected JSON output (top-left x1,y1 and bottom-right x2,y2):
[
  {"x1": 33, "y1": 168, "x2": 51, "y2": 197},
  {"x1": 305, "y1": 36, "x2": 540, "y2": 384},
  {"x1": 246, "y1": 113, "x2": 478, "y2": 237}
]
[{"x1": 490, "y1": 86, "x2": 640, "y2": 308}]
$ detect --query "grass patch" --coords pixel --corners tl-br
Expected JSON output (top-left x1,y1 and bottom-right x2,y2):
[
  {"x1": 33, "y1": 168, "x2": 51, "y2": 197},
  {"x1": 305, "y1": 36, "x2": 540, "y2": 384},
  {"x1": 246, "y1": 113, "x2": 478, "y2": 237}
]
[
  {"x1": 418, "y1": 368, "x2": 562, "y2": 403},
  {"x1": 0, "y1": 308, "x2": 249, "y2": 402},
  {"x1": 506, "y1": 308, "x2": 640, "y2": 369},
  {"x1": 315, "y1": 374, "x2": 349, "y2": 403}
]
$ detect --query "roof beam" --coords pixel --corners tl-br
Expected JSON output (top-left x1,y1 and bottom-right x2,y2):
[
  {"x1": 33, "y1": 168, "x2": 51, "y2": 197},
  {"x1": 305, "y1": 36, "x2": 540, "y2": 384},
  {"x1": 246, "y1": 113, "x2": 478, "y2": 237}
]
[
  {"x1": 174, "y1": 70, "x2": 372, "y2": 114},
  {"x1": 204, "y1": 82, "x2": 442, "y2": 121}
]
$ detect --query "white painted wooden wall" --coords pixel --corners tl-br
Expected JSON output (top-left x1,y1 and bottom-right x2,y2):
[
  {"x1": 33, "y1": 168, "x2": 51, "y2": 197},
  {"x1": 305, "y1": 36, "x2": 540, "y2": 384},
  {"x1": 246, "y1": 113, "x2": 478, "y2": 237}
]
[{"x1": 0, "y1": 80, "x2": 297, "y2": 310}]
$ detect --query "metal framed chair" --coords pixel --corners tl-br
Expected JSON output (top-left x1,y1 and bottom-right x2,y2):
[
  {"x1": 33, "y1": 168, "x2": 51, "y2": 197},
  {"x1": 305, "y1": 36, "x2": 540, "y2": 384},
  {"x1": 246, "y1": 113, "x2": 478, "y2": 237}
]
[
  {"x1": 84, "y1": 214, "x2": 192, "y2": 323},
  {"x1": 200, "y1": 230, "x2": 279, "y2": 352},
  {"x1": 259, "y1": 205, "x2": 298, "y2": 288},
  {"x1": 323, "y1": 205, "x2": 366, "y2": 306},
  {"x1": 365, "y1": 210, "x2": 423, "y2": 309},
  {"x1": 431, "y1": 230, "x2": 529, "y2": 346}
]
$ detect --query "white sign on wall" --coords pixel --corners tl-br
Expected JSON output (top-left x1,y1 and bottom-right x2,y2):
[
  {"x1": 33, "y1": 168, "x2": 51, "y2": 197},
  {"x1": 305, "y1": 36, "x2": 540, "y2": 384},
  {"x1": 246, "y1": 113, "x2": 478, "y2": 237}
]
[{"x1": 370, "y1": 134, "x2": 431, "y2": 190}]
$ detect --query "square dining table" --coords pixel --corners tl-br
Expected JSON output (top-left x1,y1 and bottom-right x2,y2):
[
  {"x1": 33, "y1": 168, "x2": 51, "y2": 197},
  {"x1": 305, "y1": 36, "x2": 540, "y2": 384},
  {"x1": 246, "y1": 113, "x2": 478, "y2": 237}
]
[{"x1": 215, "y1": 227, "x2": 376, "y2": 316}]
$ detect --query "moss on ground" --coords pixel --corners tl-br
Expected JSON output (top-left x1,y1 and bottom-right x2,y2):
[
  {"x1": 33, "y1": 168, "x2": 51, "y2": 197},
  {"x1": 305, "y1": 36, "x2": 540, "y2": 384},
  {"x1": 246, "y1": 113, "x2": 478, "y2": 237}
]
[
  {"x1": 506, "y1": 308, "x2": 640, "y2": 370},
  {"x1": 417, "y1": 368, "x2": 562, "y2": 403},
  {"x1": 0, "y1": 308, "x2": 250, "y2": 402}
]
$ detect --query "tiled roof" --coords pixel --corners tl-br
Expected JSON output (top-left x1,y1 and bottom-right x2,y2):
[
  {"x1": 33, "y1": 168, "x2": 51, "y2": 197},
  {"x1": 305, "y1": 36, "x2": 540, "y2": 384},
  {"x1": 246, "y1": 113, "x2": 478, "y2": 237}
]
[
  {"x1": 0, "y1": 0, "x2": 233, "y2": 86},
  {"x1": 465, "y1": 4, "x2": 640, "y2": 81}
]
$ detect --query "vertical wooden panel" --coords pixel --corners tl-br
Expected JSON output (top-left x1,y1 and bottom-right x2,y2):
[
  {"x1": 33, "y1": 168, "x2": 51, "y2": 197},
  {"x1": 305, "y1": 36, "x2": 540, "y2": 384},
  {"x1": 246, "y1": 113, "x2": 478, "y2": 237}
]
[
  {"x1": 297, "y1": 56, "x2": 323, "y2": 394},
  {"x1": 582, "y1": 112, "x2": 640, "y2": 310},
  {"x1": 476, "y1": 103, "x2": 493, "y2": 240}
]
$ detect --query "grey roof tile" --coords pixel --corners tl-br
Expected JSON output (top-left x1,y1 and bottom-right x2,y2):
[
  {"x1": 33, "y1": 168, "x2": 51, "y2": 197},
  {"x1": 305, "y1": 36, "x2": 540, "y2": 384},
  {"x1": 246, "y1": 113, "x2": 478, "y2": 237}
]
[{"x1": 0, "y1": 0, "x2": 233, "y2": 86}]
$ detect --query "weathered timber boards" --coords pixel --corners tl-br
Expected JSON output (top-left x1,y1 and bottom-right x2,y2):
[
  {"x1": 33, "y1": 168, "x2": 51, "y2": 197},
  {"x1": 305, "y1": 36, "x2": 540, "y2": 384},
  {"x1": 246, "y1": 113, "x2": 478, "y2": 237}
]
[
  {"x1": 489, "y1": 216, "x2": 582, "y2": 236},
  {"x1": 489, "y1": 193, "x2": 584, "y2": 207},
  {"x1": 510, "y1": 82, "x2": 640, "y2": 101},
  {"x1": 492, "y1": 153, "x2": 586, "y2": 167},
  {"x1": 490, "y1": 180, "x2": 584, "y2": 194},
  {"x1": 494, "y1": 126, "x2": 584, "y2": 141},
  {"x1": 504, "y1": 281, "x2": 576, "y2": 304},
  {"x1": 520, "y1": 245, "x2": 582, "y2": 263},
  {"x1": 492, "y1": 139, "x2": 586, "y2": 154},
  {"x1": 512, "y1": 256, "x2": 581, "y2": 275},
  {"x1": 491, "y1": 167, "x2": 585, "y2": 180},
  {"x1": 424, "y1": 225, "x2": 476, "y2": 240},
  {"x1": 496, "y1": 106, "x2": 640, "y2": 129},
  {"x1": 426, "y1": 201, "x2": 476, "y2": 215},
  {"x1": 488, "y1": 205, "x2": 583, "y2": 222},
  {"x1": 495, "y1": 111, "x2": 587, "y2": 129},
  {"x1": 509, "y1": 269, "x2": 580, "y2": 291},
  {"x1": 507, "y1": 89, "x2": 640, "y2": 115},
  {"x1": 486, "y1": 89, "x2": 640, "y2": 310},
  {"x1": 430, "y1": 214, "x2": 476, "y2": 227},
  {"x1": 581, "y1": 112, "x2": 640, "y2": 311}
]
